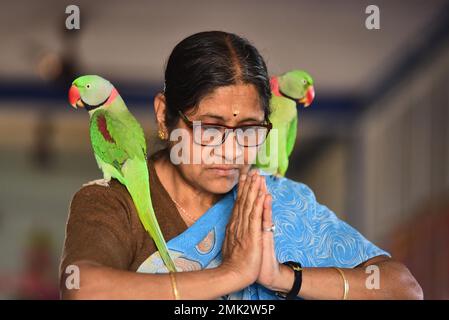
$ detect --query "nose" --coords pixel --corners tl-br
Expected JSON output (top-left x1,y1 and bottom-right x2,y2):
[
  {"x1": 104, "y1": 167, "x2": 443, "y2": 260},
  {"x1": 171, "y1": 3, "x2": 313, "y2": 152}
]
[{"x1": 214, "y1": 131, "x2": 244, "y2": 163}]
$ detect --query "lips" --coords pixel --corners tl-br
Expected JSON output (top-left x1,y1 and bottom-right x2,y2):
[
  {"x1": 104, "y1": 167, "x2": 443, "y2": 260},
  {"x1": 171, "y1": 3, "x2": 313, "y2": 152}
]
[
  {"x1": 207, "y1": 165, "x2": 239, "y2": 177},
  {"x1": 208, "y1": 165, "x2": 239, "y2": 170}
]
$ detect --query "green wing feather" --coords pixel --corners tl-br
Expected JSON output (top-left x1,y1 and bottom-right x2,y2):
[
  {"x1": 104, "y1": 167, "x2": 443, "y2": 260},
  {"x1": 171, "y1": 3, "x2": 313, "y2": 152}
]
[
  {"x1": 90, "y1": 109, "x2": 177, "y2": 272},
  {"x1": 89, "y1": 111, "x2": 128, "y2": 177},
  {"x1": 256, "y1": 95, "x2": 297, "y2": 176},
  {"x1": 285, "y1": 115, "x2": 298, "y2": 158}
]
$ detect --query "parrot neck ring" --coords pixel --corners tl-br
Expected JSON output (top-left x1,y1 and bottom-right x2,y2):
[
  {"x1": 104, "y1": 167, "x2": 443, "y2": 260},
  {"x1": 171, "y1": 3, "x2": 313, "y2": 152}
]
[
  {"x1": 80, "y1": 96, "x2": 111, "y2": 111},
  {"x1": 279, "y1": 88, "x2": 311, "y2": 106},
  {"x1": 278, "y1": 89, "x2": 298, "y2": 101}
]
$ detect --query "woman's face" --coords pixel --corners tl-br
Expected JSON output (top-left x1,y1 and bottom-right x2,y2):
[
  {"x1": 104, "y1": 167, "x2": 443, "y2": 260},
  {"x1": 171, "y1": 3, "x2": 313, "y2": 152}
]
[{"x1": 168, "y1": 84, "x2": 265, "y2": 195}]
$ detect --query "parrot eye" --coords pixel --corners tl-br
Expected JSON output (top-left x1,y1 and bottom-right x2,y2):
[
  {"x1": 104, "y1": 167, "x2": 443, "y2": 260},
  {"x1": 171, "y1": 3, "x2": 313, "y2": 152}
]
[
  {"x1": 302, "y1": 79, "x2": 307, "y2": 85},
  {"x1": 86, "y1": 84, "x2": 91, "y2": 89}
]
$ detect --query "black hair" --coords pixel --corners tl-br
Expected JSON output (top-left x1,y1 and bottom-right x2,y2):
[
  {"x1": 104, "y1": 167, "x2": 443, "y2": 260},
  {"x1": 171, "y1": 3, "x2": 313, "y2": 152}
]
[{"x1": 163, "y1": 31, "x2": 271, "y2": 130}]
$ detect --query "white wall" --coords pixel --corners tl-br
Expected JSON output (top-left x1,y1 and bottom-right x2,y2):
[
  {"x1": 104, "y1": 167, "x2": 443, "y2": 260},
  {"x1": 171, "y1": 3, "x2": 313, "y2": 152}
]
[{"x1": 355, "y1": 41, "x2": 449, "y2": 241}]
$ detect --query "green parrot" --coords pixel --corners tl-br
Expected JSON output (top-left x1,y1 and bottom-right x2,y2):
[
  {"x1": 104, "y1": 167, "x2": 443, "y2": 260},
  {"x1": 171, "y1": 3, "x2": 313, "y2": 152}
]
[
  {"x1": 256, "y1": 70, "x2": 315, "y2": 176},
  {"x1": 68, "y1": 75, "x2": 177, "y2": 272}
]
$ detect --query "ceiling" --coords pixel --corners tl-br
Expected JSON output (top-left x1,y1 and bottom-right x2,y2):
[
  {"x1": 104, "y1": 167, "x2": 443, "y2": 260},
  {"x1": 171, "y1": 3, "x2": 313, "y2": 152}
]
[{"x1": 1, "y1": 0, "x2": 447, "y2": 96}]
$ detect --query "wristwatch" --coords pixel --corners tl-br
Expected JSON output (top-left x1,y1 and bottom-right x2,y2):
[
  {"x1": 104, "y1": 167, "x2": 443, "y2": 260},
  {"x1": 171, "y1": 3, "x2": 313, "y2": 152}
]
[{"x1": 275, "y1": 261, "x2": 303, "y2": 299}]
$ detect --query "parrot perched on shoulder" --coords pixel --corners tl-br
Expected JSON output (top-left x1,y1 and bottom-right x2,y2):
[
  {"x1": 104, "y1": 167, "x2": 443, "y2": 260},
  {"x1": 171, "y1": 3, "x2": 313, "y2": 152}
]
[
  {"x1": 68, "y1": 75, "x2": 177, "y2": 272},
  {"x1": 256, "y1": 70, "x2": 315, "y2": 176}
]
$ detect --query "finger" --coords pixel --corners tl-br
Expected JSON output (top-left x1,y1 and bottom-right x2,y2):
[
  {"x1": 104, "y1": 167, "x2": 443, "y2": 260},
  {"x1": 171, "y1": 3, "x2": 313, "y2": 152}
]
[
  {"x1": 249, "y1": 184, "x2": 265, "y2": 237},
  {"x1": 260, "y1": 176, "x2": 272, "y2": 226},
  {"x1": 225, "y1": 217, "x2": 236, "y2": 247},
  {"x1": 243, "y1": 173, "x2": 262, "y2": 216},
  {"x1": 260, "y1": 175, "x2": 268, "y2": 194},
  {"x1": 237, "y1": 173, "x2": 247, "y2": 200},
  {"x1": 238, "y1": 174, "x2": 261, "y2": 238},
  {"x1": 231, "y1": 174, "x2": 247, "y2": 239},
  {"x1": 261, "y1": 195, "x2": 276, "y2": 262},
  {"x1": 240, "y1": 169, "x2": 257, "y2": 204},
  {"x1": 236, "y1": 169, "x2": 256, "y2": 226},
  {"x1": 240, "y1": 165, "x2": 251, "y2": 177},
  {"x1": 262, "y1": 194, "x2": 273, "y2": 230},
  {"x1": 234, "y1": 173, "x2": 252, "y2": 240},
  {"x1": 248, "y1": 168, "x2": 257, "y2": 176},
  {"x1": 241, "y1": 185, "x2": 263, "y2": 235}
]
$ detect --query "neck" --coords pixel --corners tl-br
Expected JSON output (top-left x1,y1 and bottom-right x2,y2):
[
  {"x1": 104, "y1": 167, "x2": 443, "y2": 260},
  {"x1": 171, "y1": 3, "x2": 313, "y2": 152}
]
[
  {"x1": 153, "y1": 152, "x2": 220, "y2": 220},
  {"x1": 87, "y1": 89, "x2": 124, "y2": 117}
]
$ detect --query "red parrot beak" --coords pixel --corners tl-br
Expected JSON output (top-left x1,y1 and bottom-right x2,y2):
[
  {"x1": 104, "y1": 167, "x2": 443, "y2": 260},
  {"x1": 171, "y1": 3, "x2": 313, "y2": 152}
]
[
  {"x1": 299, "y1": 85, "x2": 315, "y2": 107},
  {"x1": 68, "y1": 85, "x2": 84, "y2": 109}
]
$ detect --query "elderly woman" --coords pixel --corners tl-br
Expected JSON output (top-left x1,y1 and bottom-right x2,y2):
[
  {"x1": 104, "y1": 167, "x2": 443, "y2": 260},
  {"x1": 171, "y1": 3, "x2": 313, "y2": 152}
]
[{"x1": 60, "y1": 31, "x2": 422, "y2": 300}]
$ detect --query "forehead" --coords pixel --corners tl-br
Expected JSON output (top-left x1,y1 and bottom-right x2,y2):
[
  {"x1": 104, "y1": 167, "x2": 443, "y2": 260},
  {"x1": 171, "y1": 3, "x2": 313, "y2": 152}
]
[{"x1": 191, "y1": 84, "x2": 264, "y2": 121}]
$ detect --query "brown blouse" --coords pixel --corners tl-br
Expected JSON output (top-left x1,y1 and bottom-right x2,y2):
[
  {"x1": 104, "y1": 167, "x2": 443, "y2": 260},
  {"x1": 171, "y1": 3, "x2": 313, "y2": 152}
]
[{"x1": 59, "y1": 152, "x2": 189, "y2": 276}]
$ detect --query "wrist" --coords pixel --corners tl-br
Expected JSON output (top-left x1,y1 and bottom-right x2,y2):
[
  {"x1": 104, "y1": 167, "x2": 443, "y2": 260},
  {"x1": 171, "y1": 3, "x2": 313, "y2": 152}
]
[
  {"x1": 217, "y1": 263, "x2": 251, "y2": 292},
  {"x1": 269, "y1": 263, "x2": 295, "y2": 292}
]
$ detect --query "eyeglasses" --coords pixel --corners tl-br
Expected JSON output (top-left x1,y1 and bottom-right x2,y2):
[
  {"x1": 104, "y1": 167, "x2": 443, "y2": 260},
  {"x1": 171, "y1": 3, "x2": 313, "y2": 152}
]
[{"x1": 178, "y1": 110, "x2": 272, "y2": 147}]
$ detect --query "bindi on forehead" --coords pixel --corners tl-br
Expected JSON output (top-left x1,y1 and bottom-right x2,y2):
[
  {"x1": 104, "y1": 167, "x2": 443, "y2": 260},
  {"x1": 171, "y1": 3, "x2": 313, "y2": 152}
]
[
  {"x1": 195, "y1": 85, "x2": 264, "y2": 121},
  {"x1": 231, "y1": 102, "x2": 240, "y2": 117}
]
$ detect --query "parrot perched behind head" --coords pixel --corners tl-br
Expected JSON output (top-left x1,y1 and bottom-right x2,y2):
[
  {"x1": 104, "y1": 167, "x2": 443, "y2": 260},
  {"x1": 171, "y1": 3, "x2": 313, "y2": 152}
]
[
  {"x1": 68, "y1": 75, "x2": 177, "y2": 272},
  {"x1": 255, "y1": 70, "x2": 315, "y2": 176}
]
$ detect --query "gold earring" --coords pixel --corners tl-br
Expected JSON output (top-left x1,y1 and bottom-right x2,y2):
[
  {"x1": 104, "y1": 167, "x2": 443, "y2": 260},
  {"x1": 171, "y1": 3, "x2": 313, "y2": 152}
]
[{"x1": 158, "y1": 129, "x2": 167, "y2": 140}]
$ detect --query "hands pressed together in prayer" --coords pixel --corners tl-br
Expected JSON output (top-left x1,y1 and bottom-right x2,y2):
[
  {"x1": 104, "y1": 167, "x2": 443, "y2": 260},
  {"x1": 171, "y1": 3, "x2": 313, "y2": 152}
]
[{"x1": 221, "y1": 169, "x2": 292, "y2": 293}]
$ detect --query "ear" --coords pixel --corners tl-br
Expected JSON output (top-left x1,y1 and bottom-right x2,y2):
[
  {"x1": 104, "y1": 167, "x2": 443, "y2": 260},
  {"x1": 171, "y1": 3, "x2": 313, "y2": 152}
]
[{"x1": 154, "y1": 93, "x2": 169, "y2": 136}]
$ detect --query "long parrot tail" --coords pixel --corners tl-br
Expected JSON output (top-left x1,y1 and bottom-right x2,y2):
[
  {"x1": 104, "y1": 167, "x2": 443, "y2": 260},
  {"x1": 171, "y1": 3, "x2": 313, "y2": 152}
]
[{"x1": 122, "y1": 158, "x2": 177, "y2": 272}]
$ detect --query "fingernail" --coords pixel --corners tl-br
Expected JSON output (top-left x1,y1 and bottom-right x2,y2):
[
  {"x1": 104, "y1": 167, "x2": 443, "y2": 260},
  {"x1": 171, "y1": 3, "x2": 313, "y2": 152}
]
[
  {"x1": 240, "y1": 174, "x2": 246, "y2": 181},
  {"x1": 258, "y1": 190, "x2": 264, "y2": 197}
]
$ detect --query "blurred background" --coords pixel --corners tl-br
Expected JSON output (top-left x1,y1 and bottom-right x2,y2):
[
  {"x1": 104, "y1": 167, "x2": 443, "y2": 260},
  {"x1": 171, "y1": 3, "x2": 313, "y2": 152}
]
[{"x1": 1, "y1": 0, "x2": 448, "y2": 299}]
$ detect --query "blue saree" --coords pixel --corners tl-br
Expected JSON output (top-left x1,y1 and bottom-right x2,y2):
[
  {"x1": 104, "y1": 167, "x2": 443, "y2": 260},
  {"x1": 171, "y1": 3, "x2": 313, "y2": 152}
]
[{"x1": 137, "y1": 174, "x2": 390, "y2": 300}]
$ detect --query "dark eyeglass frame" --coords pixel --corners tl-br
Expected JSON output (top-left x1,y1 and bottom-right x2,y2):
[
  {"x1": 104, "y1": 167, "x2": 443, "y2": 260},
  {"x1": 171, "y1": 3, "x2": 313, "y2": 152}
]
[{"x1": 178, "y1": 110, "x2": 272, "y2": 147}]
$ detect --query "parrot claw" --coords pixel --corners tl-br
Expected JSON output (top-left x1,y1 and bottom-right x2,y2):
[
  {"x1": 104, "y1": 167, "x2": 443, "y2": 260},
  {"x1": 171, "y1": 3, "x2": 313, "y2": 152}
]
[{"x1": 83, "y1": 178, "x2": 110, "y2": 187}]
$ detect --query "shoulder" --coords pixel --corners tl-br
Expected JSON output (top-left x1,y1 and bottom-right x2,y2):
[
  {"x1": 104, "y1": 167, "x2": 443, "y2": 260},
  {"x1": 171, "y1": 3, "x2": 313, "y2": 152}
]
[
  {"x1": 264, "y1": 174, "x2": 317, "y2": 208},
  {"x1": 63, "y1": 179, "x2": 139, "y2": 272},
  {"x1": 69, "y1": 179, "x2": 133, "y2": 221},
  {"x1": 264, "y1": 174, "x2": 344, "y2": 224},
  {"x1": 264, "y1": 174, "x2": 390, "y2": 267},
  {"x1": 263, "y1": 174, "x2": 344, "y2": 226},
  {"x1": 72, "y1": 178, "x2": 126, "y2": 200}
]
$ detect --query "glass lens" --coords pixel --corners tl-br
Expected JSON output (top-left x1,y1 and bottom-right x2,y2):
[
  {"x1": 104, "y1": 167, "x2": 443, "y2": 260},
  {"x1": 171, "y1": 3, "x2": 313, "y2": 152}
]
[
  {"x1": 236, "y1": 126, "x2": 268, "y2": 147},
  {"x1": 193, "y1": 124, "x2": 225, "y2": 146},
  {"x1": 191, "y1": 123, "x2": 268, "y2": 147}
]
